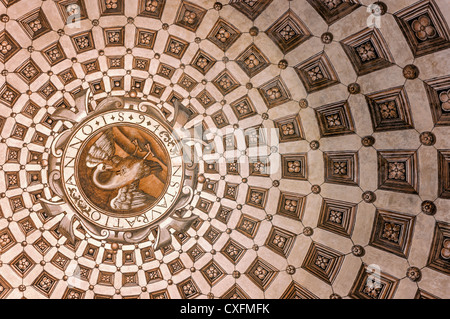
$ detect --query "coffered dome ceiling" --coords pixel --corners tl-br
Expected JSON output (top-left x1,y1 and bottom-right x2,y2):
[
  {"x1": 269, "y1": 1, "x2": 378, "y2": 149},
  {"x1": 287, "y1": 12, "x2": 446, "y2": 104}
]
[{"x1": 0, "y1": 0, "x2": 449, "y2": 299}]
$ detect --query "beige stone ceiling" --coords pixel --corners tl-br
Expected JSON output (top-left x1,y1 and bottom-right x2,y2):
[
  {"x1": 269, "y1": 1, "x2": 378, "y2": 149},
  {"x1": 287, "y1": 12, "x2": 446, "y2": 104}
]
[{"x1": 0, "y1": 0, "x2": 449, "y2": 299}]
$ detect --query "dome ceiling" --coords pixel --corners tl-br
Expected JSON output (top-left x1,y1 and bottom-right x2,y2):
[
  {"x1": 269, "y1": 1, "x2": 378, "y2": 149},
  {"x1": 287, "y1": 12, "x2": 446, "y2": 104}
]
[{"x1": 0, "y1": 0, "x2": 449, "y2": 299}]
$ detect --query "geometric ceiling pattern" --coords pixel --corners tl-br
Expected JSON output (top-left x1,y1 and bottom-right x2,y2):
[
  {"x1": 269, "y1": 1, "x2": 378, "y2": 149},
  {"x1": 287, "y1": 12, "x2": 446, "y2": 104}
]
[{"x1": 0, "y1": 0, "x2": 449, "y2": 299}]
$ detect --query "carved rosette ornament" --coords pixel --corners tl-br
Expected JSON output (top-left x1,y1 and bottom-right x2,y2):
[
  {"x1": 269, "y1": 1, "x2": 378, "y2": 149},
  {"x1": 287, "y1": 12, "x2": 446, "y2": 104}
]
[{"x1": 41, "y1": 90, "x2": 200, "y2": 250}]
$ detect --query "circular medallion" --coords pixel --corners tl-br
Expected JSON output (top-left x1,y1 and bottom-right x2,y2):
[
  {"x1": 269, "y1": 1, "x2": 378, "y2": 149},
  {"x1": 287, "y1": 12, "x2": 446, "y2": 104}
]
[{"x1": 60, "y1": 109, "x2": 184, "y2": 231}]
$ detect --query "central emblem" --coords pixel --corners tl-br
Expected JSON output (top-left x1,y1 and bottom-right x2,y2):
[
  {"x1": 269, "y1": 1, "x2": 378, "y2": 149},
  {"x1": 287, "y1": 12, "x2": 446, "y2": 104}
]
[
  {"x1": 63, "y1": 109, "x2": 184, "y2": 229},
  {"x1": 41, "y1": 90, "x2": 200, "y2": 250}
]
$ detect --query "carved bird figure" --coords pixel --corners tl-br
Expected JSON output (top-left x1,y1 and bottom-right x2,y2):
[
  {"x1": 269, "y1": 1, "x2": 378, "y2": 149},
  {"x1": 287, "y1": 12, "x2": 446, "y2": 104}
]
[{"x1": 85, "y1": 129, "x2": 162, "y2": 210}]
